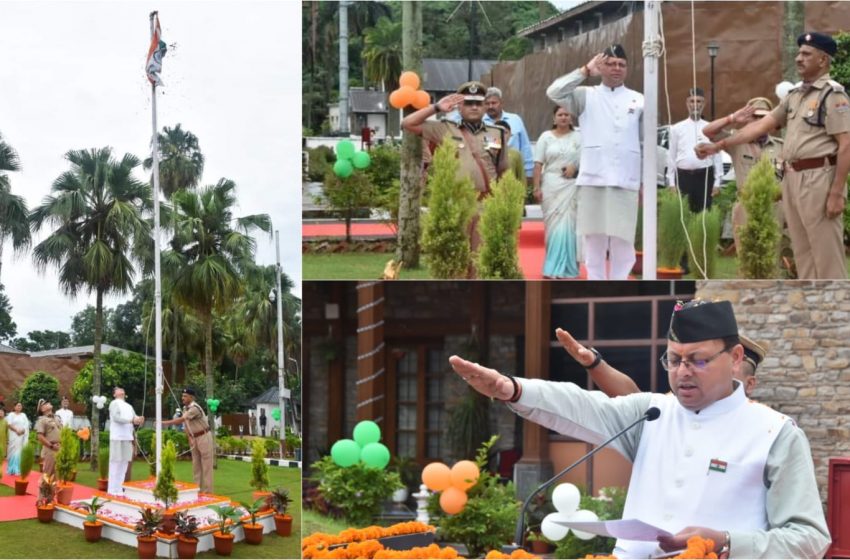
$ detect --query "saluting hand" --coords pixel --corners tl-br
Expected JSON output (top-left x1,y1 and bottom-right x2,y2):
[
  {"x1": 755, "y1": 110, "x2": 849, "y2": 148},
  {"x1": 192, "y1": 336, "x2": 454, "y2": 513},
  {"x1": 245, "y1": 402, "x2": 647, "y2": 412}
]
[
  {"x1": 555, "y1": 328, "x2": 596, "y2": 367},
  {"x1": 731, "y1": 105, "x2": 757, "y2": 125},
  {"x1": 585, "y1": 53, "x2": 607, "y2": 77},
  {"x1": 436, "y1": 93, "x2": 465, "y2": 114},
  {"x1": 448, "y1": 356, "x2": 514, "y2": 401}
]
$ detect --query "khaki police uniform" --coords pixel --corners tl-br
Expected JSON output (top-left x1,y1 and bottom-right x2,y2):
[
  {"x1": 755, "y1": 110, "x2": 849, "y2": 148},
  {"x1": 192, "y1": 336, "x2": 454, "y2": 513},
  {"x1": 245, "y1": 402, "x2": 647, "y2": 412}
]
[
  {"x1": 184, "y1": 400, "x2": 214, "y2": 493},
  {"x1": 35, "y1": 414, "x2": 62, "y2": 478},
  {"x1": 769, "y1": 73, "x2": 850, "y2": 279}
]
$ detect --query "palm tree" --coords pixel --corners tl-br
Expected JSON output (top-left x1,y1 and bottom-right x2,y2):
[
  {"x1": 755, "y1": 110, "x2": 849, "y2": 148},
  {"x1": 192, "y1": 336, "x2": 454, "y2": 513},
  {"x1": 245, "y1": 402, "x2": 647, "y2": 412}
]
[
  {"x1": 164, "y1": 178, "x2": 271, "y2": 434},
  {"x1": 143, "y1": 124, "x2": 204, "y2": 199},
  {"x1": 362, "y1": 16, "x2": 403, "y2": 91},
  {"x1": 31, "y1": 147, "x2": 150, "y2": 470},
  {"x1": 0, "y1": 133, "x2": 30, "y2": 280}
]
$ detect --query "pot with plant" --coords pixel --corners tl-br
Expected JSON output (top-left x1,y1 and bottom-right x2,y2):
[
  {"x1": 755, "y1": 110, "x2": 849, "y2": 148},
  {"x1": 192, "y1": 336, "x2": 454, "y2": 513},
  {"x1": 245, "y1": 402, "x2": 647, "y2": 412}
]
[
  {"x1": 55, "y1": 427, "x2": 79, "y2": 505},
  {"x1": 16, "y1": 443, "x2": 35, "y2": 495},
  {"x1": 153, "y1": 440, "x2": 179, "y2": 534},
  {"x1": 135, "y1": 507, "x2": 163, "y2": 559},
  {"x1": 97, "y1": 444, "x2": 109, "y2": 492},
  {"x1": 80, "y1": 496, "x2": 105, "y2": 542},
  {"x1": 174, "y1": 511, "x2": 200, "y2": 559},
  {"x1": 524, "y1": 492, "x2": 554, "y2": 554},
  {"x1": 239, "y1": 497, "x2": 268, "y2": 545},
  {"x1": 208, "y1": 504, "x2": 242, "y2": 556},
  {"x1": 248, "y1": 438, "x2": 271, "y2": 508},
  {"x1": 35, "y1": 474, "x2": 57, "y2": 523},
  {"x1": 390, "y1": 455, "x2": 420, "y2": 504},
  {"x1": 269, "y1": 487, "x2": 292, "y2": 537}
]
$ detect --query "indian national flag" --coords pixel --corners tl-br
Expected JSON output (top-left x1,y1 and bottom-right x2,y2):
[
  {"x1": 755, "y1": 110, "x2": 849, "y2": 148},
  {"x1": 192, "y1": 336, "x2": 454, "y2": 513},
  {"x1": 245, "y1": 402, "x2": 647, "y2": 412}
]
[
  {"x1": 708, "y1": 458, "x2": 728, "y2": 474},
  {"x1": 146, "y1": 12, "x2": 167, "y2": 86}
]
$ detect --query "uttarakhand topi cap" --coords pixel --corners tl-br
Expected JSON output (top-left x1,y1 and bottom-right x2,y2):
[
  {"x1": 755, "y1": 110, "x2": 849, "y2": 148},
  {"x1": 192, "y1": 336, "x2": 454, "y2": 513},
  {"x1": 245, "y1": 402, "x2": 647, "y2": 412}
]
[
  {"x1": 688, "y1": 87, "x2": 705, "y2": 98},
  {"x1": 668, "y1": 300, "x2": 739, "y2": 343},
  {"x1": 797, "y1": 32, "x2": 837, "y2": 56},
  {"x1": 457, "y1": 81, "x2": 487, "y2": 101},
  {"x1": 739, "y1": 334, "x2": 766, "y2": 372},
  {"x1": 603, "y1": 44, "x2": 627, "y2": 60}
]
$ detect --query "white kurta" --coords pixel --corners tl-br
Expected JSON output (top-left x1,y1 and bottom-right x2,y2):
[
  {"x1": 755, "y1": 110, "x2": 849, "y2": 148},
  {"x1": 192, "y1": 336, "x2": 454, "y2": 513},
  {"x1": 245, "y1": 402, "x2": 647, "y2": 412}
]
[
  {"x1": 508, "y1": 378, "x2": 831, "y2": 559},
  {"x1": 55, "y1": 408, "x2": 74, "y2": 430}
]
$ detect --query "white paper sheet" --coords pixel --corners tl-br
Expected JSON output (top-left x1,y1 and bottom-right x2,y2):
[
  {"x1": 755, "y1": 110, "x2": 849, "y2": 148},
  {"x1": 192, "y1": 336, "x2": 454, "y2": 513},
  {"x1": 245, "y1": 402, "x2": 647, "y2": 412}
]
[{"x1": 552, "y1": 518, "x2": 674, "y2": 541}]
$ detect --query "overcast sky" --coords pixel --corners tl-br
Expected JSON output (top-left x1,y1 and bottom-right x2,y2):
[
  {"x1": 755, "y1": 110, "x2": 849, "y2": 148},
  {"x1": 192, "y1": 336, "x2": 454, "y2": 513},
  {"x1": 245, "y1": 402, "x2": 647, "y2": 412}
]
[{"x1": 0, "y1": 1, "x2": 301, "y2": 338}]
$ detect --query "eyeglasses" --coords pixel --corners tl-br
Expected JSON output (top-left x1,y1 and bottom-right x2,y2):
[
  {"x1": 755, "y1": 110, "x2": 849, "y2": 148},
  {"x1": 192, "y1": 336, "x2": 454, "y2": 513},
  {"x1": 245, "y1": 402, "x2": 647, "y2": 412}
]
[{"x1": 660, "y1": 347, "x2": 730, "y2": 372}]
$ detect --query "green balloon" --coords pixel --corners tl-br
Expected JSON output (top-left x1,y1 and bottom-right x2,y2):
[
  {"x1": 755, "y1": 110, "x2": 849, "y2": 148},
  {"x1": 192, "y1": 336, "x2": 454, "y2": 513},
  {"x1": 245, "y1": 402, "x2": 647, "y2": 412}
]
[
  {"x1": 206, "y1": 398, "x2": 220, "y2": 412},
  {"x1": 336, "y1": 140, "x2": 356, "y2": 160},
  {"x1": 353, "y1": 420, "x2": 381, "y2": 447},
  {"x1": 333, "y1": 159, "x2": 353, "y2": 178},
  {"x1": 352, "y1": 151, "x2": 371, "y2": 169},
  {"x1": 360, "y1": 442, "x2": 390, "y2": 469},
  {"x1": 271, "y1": 408, "x2": 281, "y2": 421},
  {"x1": 331, "y1": 439, "x2": 361, "y2": 468}
]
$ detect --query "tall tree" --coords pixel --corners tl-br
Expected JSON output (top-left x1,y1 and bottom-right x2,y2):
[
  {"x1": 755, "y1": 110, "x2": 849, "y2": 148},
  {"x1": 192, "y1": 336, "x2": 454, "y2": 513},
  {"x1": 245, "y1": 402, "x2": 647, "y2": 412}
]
[
  {"x1": 362, "y1": 17, "x2": 403, "y2": 91},
  {"x1": 164, "y1": 179, "x2": 271, "y2": 437},
  {"x1": 0, "y1": 132, "x2": 30, "y2": 280},
  {"x1": 31, "y1": 147, "x2": 151, "y2": 470},
  {"x1": 0, "y1": 283, "x2": 16, "y2": 343}
]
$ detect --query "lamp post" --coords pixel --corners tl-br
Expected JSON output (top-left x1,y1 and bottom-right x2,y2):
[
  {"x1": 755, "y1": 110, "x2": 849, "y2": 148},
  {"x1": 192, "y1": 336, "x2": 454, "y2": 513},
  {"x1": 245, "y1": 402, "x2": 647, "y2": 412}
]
[
  {"x1": 707, "y1": 41, "x2": 720, "y2": 120},
  {"x1": 269, "y1": 231, "x2": 288, "y2": 458}
]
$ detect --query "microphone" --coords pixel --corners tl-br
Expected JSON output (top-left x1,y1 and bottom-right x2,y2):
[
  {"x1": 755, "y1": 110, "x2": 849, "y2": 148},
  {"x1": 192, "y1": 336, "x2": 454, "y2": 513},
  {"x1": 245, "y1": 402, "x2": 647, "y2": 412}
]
[{"x1": 504, "y1": 407, "x2": 661, "y2": 553}]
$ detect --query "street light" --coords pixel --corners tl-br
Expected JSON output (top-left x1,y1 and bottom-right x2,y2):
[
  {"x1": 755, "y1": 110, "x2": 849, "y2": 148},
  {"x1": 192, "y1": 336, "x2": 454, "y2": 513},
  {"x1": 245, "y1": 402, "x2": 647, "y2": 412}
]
[{"x1": 707, "y1": 41, "x2": 720, "y2": 120}]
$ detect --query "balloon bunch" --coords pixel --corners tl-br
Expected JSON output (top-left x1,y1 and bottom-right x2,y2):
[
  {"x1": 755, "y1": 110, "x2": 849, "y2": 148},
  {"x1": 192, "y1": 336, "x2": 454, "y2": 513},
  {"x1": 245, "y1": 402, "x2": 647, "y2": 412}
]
[
  {"x1": 421, "y1": 460, "x2": 480, "y2": 515},
  {"x1": 389, "y1": 71, "x2": 431, "y2": 110},
  {"x1": 332, "y1": 140, "x2": 372, "y2": 179},
  {"x1": 206, "y1": 398, "x2": 221, "y2": 413},
  {"x1": 330, "y1": 420, "x2": 391, "y2": 469},
  {"x1": 76, "y1": 427, "x2": 91, "y2": 441},
  {"x1": 540, "y1": 483, "x2": 599, "y2": 542},
  {"x1": 271, "y1": 408, "x2": 282, "y2": 421},
  {"x1": 91, "y1": 395, "x2": 107, "y2": 410}
]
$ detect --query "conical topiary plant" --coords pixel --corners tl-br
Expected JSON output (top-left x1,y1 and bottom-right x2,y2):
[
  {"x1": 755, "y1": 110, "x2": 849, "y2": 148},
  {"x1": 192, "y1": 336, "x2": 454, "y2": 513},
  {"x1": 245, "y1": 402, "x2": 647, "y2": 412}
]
[
  {"x1": 249, "y1": 438, "x2": 270, "y2": 491},
  {"x1": 477, "y1": 172, "x2": 526, "y2": 279},
  {"x1": 153, "y1": 440, "x2": 179, "y2": 509},
  {"x1": 738, "y1": 155, "x2": 782, "y2": 278},
  {"x1": 657, "y1": 188, "x2": 692, "y2": 269}
]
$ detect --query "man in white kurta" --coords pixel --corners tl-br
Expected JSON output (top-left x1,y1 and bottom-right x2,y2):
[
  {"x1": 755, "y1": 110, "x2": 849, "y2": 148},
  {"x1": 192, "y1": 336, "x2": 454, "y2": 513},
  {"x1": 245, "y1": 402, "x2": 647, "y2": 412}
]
[
  {"x1": 449, "y1": 300, "x2": 830, "y2": 559},
  {"x1": 546, "y1": 45, "x2": 643, "y2": 280},
  {"x1": 107, "y1": 387, "x2": 143, "y2": 495},
  {"x1": 55, "y1": 397, "x2": 74, "y2": 430}
]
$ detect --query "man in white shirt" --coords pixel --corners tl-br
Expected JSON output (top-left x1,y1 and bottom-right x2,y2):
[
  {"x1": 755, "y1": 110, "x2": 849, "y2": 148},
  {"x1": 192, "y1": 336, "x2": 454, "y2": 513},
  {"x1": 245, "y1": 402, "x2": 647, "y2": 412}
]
[
  {"x1": 55, "y1": 396, "x2": 74, "y2": 429},
  {"x1": 107, "y1": 387, "x2": 143, "y2": 495},
  {"x1": 448, "y1": 299, "x2": 830, "y2": 559},
  {"x1": 546, "y1": 45, "x2": 643, "y2": 280},
  {"x1": 667, "y1": 87, "x2": 724, "y2": 213}
]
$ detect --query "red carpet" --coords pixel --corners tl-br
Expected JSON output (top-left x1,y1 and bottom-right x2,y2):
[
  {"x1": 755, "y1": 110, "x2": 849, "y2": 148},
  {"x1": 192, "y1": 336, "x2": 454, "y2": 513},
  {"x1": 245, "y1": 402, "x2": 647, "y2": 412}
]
[{"x1": 1, "y1": 461, "x2": 97, "y2": 521}]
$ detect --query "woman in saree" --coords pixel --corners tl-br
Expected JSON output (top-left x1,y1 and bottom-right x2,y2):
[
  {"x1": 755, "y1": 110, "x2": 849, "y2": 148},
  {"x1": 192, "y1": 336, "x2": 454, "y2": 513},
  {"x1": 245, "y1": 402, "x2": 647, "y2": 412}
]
[{"x1": 6, "y1": 402, "x2": 29, "y2": 476}]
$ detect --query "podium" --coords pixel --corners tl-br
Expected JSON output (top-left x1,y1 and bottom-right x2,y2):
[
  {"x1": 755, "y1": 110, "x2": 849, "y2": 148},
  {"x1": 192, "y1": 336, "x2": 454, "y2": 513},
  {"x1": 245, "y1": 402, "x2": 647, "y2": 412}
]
[{"x1": 828, "y1": 458, "x2": 850, "y2": 558}]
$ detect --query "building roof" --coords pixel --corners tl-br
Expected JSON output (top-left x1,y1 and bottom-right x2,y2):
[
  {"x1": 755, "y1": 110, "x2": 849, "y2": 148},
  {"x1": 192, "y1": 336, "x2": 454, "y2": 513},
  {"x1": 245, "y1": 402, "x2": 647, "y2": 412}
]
[
  {"x1": 0, "y1": 343, "x2": 26, "y2": 355},
  {"x1": 247, "y1": 386, "x2": 280, "y2": 406},
  {"x1": 29, "y1": 344, "x2": 132, "y2": 358},
  {"x1": 350, "y1": 88, "x2": 388, "y2": 114},
  {"x1": 517, "y1": 0, "x2": 601, "y2": 37},
  {"x1": 422, "y1": 58, "x2": 498, "y2": 92}
]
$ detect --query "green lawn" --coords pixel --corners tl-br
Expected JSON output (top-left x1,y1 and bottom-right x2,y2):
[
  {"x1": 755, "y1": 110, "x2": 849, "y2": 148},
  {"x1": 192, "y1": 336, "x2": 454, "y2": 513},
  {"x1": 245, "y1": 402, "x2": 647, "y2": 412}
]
[
  {"x1": 679, "y1": 253, "x2": 850, "y2": 279},
  {"x1": 0, "y1": 459, "x2": 301, "y2": 559},
  {"x1": 303, "y1": 253, "x2": 434, "y2": 280},
  {"x1": 0, "y1": 484, "x2": 13, "y2": 497},
  {"x1": 302, "y1": 509, "x2": 351, "y2": 538}
]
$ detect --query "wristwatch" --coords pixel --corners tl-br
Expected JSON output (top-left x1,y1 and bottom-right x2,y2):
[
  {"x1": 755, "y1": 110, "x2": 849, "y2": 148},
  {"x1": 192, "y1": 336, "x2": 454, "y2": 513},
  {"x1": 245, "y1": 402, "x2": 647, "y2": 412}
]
[
  {"x1": 718, "y1": 531, "x2": 731, "y2": 558},
  {"x1": 584, "y1": 347, "x2": 603, "y2": 370}
]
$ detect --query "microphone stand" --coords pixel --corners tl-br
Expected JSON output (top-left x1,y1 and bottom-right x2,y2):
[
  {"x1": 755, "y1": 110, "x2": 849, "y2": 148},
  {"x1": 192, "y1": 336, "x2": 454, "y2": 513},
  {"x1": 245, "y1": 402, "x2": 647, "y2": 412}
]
[{"x1": 502, "y1": 408, "x2": 659, "y2": 553}]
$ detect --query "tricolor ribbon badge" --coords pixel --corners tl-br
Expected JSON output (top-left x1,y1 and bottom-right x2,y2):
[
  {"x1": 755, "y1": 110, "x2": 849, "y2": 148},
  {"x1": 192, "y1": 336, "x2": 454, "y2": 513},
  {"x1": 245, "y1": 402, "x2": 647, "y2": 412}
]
[{"x1": 708, "y1": 458, "x2": 728, "y2": 474}]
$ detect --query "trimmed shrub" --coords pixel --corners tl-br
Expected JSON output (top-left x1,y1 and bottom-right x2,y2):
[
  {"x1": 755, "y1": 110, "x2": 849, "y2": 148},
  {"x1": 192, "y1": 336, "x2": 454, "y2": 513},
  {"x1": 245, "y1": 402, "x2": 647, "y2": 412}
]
[
  {"x1": 477, "y1": 172, "x2": 526, "y2": 279},
  {"x1": 738, "y1": 156, "x2": 781, "y2": 278}
]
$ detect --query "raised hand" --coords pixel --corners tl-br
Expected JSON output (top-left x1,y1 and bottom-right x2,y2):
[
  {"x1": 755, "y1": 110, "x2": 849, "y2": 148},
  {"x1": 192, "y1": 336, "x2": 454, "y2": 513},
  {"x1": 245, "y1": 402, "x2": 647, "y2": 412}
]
[
  {"x1": 555, "y1": 328, "x2": 596, "y2": 366},
  {"x1": 731, "y1": 105, "x2": 757, "y2": 125},
  {"x1": 448, "y1": 355, "x2": 515, "y2": 401},
  {"x1": 585, "y1": 53, "x2": 607, "y2": 77},
  {"x1": 436, "y1": 93, "x2": 465, "y2": 113}
]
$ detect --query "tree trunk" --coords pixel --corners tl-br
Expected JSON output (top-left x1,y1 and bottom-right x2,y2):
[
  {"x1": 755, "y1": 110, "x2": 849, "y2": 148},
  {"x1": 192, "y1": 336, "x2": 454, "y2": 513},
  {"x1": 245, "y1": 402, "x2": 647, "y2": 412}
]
[
  {"x1": 204, "y1": 313, "x2": 217, "y2": 468},
  {"x1": 91, "y1": 288, "x2": 104, "y2": 471},
  {"x1": 396, "y1": 1, "x2": 424, "y2": 268}
]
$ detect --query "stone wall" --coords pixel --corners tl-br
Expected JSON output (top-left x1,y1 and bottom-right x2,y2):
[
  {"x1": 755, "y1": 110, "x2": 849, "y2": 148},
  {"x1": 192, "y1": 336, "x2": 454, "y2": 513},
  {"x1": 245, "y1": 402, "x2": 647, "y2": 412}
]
[{"x1": 697, "y1": 280, "x2": 850, "y2": 504}]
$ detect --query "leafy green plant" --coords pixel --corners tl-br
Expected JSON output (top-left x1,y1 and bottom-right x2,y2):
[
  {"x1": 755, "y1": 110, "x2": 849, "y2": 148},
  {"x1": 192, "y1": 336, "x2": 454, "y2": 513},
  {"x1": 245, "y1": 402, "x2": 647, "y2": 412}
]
[
  {"x1": 174, "y1": 511, "x2": 200, "y2": 540},
  {"x1": 310, "y1": 455, "x2": 403, "y2": 526},
  {"x1": 285, "y1": 428, "x2": 302, "y2": 452},
  {"x1": 134, "y1": 507, "x2": 163, "y2": 537},
  {"x1": 20, "y1": 443, "x2": 35, "y2": 479},
  {"x1": 250, "y1": 438, "x2": 270, "y2": 491},
  {"x1": 390, "y1": 455, "x2": 421, "y2": 491},
  {"x1": 269, "y1": 488, "x2": 291, "y2": 516},
  {"x1": 657, "y1": 189, "x2": 692, "y2": 269},
  {"x1": 208, "y1": 504, "x2": 243, "y2": 535},
  {"x1": 36, "y1": 474, "x2": 56, "y2": 507},
  {"x1": 81, "y1": 496, "x2": 105, "y2": 523},
  {"x1": 685, "y1": 206, "x2": 723, "y2": 278},
  {"x1": 553, "y1": 487, "x2": 627, "y2": 559},
  {"x1": 18, "y1": 372, "x2": 60, "y2": 419},
  {"x1": 448, "y1": 391, "x2": 491, "y2": 460},
  {"x1": 55, "y1": 427, "x2": 79, "y2": 483},
  {"x1": 306, "y1": 146, "x2": 335, "y2": 182},
  {"x1": 428, "y1": 436, "x2": 519, "y2": 558},
  {"x1": 421, "y1": 139, "x2": 477, "y2": 278},
  {"x1": 98, "y1": 444, "x2": 109, "y2": 479},
  {"x1": 738, "y1": 155, "x2": 781, "y2": 278},
  {"x1": 153, "y1": 440, "x2": 179, "y2": 509},
  {"x1": 239, "y1": 497, "x2": 268, "y2": 527},
  {"x1": 477, "y1": 172, "x2": 526, "y2": 279},
  {"x1": 319, "y1": 170, "x2": 376, "y2": 243}
]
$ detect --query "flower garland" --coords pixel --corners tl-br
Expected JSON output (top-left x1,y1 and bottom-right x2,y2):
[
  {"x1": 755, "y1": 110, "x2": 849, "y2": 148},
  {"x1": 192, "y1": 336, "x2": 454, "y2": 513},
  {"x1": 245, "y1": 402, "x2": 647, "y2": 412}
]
[
  {"x1": 302, "y1": 521, "x2": 435, "y2": 550},
  {"x1": 303, "y1": 540, "x2": 462, "y2": 559},
  {"x1": 585, "y1": 536, "x2": 719, "y2": 560},
  {"x1": 485, "y1": 550, "x2": 540, "y2": 559}
]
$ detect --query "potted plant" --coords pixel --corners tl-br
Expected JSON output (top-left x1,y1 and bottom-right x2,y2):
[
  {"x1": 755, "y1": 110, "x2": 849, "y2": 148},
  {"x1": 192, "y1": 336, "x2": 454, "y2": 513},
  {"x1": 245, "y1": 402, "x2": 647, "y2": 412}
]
[
  {"x1": 657, "y1": 189, "x2": 691, "y2": 278},
  {"x1": 35, "y1": 474, "x2": 57, "y2": 523},
  {"x1": 153, "y1": 440, "x2": 179, "y2": 534},
  {"x1": 55, "y1": 427, "x2": 80, "y2": 505},
  {"x1": 269, "y1": 487, "x2": 292, "y2": 537},
  {"x1": 174, "y1": 511, "x2": 200, "y2": 559},
  {"x1": 96, "y1": 444, "x2": 109, "y2": 492},
  {"x1": 389, "y1": 455, "x2": 420, "y2": 503},
  {"x1": 134, "y1": 507, "x2": 163, "y2": 560},
  {"x1": 239, "y1": 497, "x2": 268, "y2": 545},
  {"x1": 16, "y1": 443, "x2": 35, "y2": 495},
  {"x1": 524, "y1": 492, "x2": 554, "y2": 554},
  {"x1": 249, "y1": 439, "x2": 271, "y2": 507},
  {"x1": 80, "y1": 496, "x2": 105, "y2": 542},
  {"x1": 208, "y1": 504, "x2": 243, "y2": 556}
]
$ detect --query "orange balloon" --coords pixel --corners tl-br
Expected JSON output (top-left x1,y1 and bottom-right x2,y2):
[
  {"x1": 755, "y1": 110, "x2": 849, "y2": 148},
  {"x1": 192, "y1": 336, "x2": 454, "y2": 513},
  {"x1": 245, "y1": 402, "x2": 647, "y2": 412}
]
[
  {"x1": 440, "y1": 487, "x2": 468, "y2": 515},
  {"x1": 412, "y1": 89, "x2": 431, "y2": 110},
  {"x1": 391, "y1": 86, "x2": 417, "y2": 109},
  {"x1": 389, "y1": 88, "x2": 407, "y2": 110},
  {"x1": 399, "y1": 71, "x2": 421, "y2": 90},
  {"x1": 450, "y1": 460, "x2": 480, "y2": 491},
  {"x1": 422, "y1": 462, "x2": 452, "y2": 492}
]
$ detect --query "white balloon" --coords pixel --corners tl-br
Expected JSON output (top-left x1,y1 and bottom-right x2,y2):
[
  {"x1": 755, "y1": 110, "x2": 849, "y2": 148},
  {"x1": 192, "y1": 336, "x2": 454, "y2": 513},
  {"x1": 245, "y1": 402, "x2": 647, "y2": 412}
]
[
  {"x1": 540, "y1": 512, "x2": 571, "y2": 542},
  {"x1": 96, "y1": 403, "x2": 104, "y2": 409},
  {"x1": 775, "y1": 81, "x2": 795, "y2": 101},
  {"x1": 552, "y1": 483, "x2": 581, "y2": 513},
  {"x1": 568, "y1": 509, "x2": 599, "y2": 540}
]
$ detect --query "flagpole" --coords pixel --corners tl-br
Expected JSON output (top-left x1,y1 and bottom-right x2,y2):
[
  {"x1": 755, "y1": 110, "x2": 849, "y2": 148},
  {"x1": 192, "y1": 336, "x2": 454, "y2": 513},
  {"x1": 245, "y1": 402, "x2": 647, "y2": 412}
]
[{"x1": 150, "y1": 11, "x2": 164, "y2": 478}]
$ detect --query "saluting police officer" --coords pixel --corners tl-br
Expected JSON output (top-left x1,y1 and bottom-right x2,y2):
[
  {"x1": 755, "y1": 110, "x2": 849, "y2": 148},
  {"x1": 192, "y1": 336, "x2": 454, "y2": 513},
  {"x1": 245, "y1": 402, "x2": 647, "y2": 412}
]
[
  {"x1": 402, "y1": 80, "x2": 509, "y2": 271},
  {"x1": 160, "y1": 388, "x2": 214, "y2": 493},
  {"x1": 697, "y1": 32, "x2": 850, "y2": 279}
]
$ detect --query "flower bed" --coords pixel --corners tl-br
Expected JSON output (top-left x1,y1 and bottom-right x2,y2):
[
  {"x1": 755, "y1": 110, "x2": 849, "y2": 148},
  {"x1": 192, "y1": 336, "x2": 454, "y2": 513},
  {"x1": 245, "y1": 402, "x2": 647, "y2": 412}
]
[
  {"x1": 302, "y1": 521, "x2": 435, "y2": 550},
  {"x1": 585, "y1": 536, "x2": 719, "y2": 559}
]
